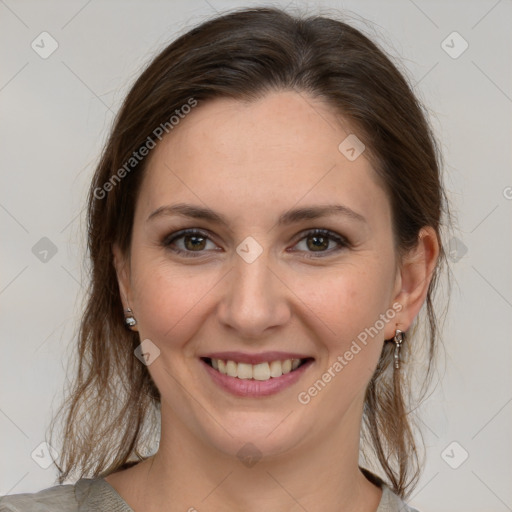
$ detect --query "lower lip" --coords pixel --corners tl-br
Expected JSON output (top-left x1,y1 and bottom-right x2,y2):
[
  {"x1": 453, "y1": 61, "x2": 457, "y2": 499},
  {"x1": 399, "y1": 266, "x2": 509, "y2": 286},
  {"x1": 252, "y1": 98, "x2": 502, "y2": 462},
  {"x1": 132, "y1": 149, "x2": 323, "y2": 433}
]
[{"x1": 201, "y1": 359, "x2": 313, "y2": 397}]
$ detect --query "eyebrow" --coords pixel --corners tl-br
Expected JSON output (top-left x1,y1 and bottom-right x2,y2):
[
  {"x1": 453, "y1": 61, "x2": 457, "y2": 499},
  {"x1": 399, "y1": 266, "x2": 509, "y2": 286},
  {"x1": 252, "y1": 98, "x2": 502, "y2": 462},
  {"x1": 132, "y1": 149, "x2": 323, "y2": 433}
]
[{"x1": 146, "y1": 202, "x2": 367, "y2": 226}]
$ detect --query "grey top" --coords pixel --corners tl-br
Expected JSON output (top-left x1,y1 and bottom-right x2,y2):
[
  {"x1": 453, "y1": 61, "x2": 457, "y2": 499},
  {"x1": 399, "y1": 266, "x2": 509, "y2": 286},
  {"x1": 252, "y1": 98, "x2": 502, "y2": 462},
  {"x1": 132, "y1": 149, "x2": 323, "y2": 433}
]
[{"x1": 0, "y1": 474, "x2": 420, "y2": 512}]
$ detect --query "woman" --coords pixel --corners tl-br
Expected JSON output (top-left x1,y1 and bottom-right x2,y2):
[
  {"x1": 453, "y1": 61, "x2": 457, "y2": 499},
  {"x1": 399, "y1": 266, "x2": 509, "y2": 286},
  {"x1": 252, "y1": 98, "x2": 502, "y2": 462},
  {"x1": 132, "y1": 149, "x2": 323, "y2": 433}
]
[{"x1": 0, "y1": 6, "x2": 446, "y2": 512}]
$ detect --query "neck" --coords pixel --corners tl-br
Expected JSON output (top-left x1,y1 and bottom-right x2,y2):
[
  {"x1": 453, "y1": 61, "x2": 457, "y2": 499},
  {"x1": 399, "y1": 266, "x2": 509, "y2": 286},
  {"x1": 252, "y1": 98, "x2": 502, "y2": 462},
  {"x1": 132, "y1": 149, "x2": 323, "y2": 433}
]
[{"x1": 129, "y1": 399, "x2": 382, "y2": 512}]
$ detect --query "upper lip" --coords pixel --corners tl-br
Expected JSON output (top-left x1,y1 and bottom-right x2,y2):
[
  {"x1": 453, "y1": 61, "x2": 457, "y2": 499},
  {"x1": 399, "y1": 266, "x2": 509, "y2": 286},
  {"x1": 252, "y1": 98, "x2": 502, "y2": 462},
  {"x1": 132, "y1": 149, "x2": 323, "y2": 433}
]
[{"x1": 201, "y1": 351, "x2": 313, "y2": 365}]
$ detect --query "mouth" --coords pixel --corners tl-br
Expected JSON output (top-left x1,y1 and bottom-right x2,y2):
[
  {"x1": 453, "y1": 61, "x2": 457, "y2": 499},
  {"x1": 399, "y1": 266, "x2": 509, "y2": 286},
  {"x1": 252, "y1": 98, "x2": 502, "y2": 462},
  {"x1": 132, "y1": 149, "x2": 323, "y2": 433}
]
[
  {"x1": 199, "y1": 353, "x2": 314, "y2": 397},
  {"x1": 201, "y1": 357, "x2": 312, "y2": 381}
]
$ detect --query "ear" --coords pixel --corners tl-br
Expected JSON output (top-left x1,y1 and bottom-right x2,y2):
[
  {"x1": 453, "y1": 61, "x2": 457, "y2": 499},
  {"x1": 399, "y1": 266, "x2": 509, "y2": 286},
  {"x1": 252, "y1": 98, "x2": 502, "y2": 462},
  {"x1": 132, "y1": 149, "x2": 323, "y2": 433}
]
[
  {"x1": 387, "y1": 226, "x2": 440, "y2": 336},
  {"x1": 112, "y1": 243, "x2": 137, "y2": 330}
]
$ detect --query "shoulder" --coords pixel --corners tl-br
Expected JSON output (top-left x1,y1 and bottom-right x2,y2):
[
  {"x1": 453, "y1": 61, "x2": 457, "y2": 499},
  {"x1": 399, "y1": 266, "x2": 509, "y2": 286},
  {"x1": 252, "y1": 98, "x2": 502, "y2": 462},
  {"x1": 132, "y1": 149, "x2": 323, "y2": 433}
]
[
  {"x1": 378, "y1": 485, "x2": 421, "y2": 512},
  {"x1": 0, "y1": 478, "x2": 123, "y2": 512},
  {"x1": 0, "y1": 481, "x2": 78, "y2": 512},
  {"x1": 360, "y1": 467, "x2": 421, "y2": 512}
]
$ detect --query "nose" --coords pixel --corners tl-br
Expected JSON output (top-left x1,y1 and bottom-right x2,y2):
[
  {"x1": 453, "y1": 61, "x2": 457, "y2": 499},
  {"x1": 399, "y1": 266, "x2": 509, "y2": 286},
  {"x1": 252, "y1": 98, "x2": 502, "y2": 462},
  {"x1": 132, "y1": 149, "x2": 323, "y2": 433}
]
[{"x1": 217, "y1": 249, "x2": 291, "y2": 339}]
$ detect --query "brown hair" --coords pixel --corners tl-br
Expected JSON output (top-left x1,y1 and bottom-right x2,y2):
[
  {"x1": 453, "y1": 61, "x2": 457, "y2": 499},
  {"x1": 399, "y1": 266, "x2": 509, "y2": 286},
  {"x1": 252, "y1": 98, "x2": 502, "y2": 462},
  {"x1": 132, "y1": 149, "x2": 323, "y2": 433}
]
[{"x1": 50, "y1": 6, "x2": 448, "y2": 499}]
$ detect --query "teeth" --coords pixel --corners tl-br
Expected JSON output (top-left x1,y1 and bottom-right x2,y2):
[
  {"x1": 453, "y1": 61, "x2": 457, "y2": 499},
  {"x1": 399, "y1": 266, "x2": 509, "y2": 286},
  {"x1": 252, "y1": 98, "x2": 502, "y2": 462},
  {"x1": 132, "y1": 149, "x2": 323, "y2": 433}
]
[
  {"x1": 253, "y1": 362, "x2": 270, "y2": 381},
  {"x1": 208, "y1": 358, "x2": 304, "y2": 381},
  {"x1": 226, "y1": 360, "x2": 237, "y2": 378},
  {"x1": 269, "y1": 360, "x2": 282, "y2": 377},
  {"x1": 237, "y1": 362, "x2": 253, "y2": 379}
]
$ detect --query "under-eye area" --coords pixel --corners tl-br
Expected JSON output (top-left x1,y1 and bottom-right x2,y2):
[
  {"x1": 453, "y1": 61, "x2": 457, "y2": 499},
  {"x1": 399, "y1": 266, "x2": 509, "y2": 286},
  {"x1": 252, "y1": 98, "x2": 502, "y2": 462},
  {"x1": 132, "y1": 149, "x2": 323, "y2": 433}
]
[{"x1": 200, "y1": 357, "x2": 315, "y2": 381}]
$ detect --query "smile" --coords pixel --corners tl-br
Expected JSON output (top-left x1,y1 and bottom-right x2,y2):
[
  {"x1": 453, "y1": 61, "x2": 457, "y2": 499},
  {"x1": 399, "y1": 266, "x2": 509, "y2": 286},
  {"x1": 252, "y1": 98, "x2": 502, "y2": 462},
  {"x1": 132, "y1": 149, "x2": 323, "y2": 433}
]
[
  {"x1": 200, "y1": 353, "x2": 314, "y2": 397},
  {"x1": 203, "y1": 357, "x2": 309, "y2": 381}
]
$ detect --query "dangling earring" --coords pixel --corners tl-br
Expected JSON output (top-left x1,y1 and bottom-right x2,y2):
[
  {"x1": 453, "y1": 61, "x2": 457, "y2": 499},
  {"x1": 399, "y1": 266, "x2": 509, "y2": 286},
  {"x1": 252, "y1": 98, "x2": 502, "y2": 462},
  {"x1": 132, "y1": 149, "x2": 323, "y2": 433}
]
[
  {"x1": 393, "y1": 329, "x2": 404, "y2": 369},
  {"x1": 124, "y1": 307, "x2": 137, "y2": 328}
]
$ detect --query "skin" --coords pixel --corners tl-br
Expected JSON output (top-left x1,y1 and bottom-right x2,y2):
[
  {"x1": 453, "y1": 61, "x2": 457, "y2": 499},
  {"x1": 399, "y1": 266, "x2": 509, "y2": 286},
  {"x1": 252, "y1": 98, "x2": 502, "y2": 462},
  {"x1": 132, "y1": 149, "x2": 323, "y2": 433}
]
[{"x1": 108, "y1": 90, "x2": 439, "y2": 512}]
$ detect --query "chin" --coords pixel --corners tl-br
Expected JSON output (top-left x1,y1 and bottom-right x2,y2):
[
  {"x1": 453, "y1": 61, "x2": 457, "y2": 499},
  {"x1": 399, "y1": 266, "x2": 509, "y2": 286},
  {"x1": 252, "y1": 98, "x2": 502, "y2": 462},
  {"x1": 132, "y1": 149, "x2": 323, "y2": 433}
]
[{"x1": 197, "y1": 410, "x2": 309, "y2": 463}]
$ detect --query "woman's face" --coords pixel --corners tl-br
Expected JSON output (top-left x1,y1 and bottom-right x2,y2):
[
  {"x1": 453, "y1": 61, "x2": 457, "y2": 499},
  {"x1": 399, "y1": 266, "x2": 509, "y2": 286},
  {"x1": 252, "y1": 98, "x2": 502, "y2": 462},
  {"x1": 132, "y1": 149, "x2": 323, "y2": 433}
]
[{"x1": 115, "y1": 90, "x2": 406, "y2": 459}]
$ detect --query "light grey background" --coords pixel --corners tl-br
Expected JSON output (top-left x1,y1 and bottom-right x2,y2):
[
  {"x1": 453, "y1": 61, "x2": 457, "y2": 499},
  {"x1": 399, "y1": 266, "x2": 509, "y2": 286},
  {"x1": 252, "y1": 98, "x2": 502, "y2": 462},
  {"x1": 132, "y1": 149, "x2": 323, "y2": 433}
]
[{"x1": 1, "y1": 1, "x2": 511, "y2": 511}]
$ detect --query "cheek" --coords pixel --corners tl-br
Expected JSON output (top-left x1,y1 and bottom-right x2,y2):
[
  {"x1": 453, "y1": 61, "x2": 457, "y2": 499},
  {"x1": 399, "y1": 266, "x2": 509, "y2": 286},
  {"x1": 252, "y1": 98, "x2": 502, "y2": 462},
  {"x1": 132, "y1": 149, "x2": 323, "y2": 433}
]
[
  {"x1": 129, "y1": 256, "x2": 218, "y2": 352},
  {"x1": 303, "y1": 263, "x2": 395, "y2": 345},
  {"x1": 297, "y1": 268, "x2": 392, "y2": 415},
  {"x1": 299, "y1": 259, "x2": 396, "y2": 403},
  {"x1": 130, "y1": 254, "x2": 395, "y2": 352}
]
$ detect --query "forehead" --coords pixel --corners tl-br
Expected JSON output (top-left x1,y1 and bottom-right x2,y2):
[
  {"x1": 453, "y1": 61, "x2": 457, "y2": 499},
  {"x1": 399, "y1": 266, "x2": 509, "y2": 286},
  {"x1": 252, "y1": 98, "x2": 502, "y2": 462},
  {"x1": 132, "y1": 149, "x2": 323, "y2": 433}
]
[{"x1": 137, "y1": 91, "x2": 390, "y2": 229}]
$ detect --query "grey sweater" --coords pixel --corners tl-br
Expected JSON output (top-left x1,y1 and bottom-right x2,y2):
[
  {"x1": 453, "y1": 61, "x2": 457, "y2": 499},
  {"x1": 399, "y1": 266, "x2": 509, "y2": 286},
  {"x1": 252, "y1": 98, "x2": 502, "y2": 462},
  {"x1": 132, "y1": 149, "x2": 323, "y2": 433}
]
[{"x1": 0, "y1": 476, "x2": 420, "y2": 512}]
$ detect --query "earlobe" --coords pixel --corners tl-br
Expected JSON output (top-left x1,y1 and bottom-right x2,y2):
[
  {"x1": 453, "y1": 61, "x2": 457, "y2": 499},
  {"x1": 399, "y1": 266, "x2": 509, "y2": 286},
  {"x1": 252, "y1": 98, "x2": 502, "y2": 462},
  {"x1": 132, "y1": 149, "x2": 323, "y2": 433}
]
[{"x1": 391, "y1": 226, "x2": 439, "y2": 333}]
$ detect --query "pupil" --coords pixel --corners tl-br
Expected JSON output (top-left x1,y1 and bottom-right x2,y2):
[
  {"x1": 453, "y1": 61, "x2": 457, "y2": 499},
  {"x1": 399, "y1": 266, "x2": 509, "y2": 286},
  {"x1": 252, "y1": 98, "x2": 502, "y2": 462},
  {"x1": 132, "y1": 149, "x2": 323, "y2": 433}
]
[
  {"x1": 308, "y1": 235, "x2": 328, "y2": 251},
  {"x1": 185, "y1": 235, "x2": 206, "y2": 251}
]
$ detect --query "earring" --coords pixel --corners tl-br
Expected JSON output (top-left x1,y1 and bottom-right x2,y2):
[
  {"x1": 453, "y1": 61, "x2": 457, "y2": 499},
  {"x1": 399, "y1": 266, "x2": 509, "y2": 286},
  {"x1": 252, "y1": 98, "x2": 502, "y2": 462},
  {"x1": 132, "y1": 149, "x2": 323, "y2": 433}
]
[
  {"x1": 393, "y1": 329, "x2": 404, "y2": 369},
  {"x1": 124, "y1": 308, "x2": 137, "y2": 328}
]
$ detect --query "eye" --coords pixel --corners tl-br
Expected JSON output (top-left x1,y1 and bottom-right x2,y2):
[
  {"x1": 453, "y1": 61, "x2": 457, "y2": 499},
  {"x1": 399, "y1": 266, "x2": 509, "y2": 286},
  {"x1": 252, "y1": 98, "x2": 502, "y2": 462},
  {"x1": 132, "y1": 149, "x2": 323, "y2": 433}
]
[
  {"x1": 162, "y1": 229, "x2": 219, "y2": 257},
  {"x1": 291, "y1": 229, "x2": 349, "y2": 258},
  {"x1": 162, "y1": 228, "x2": 349, "y2": 258}
]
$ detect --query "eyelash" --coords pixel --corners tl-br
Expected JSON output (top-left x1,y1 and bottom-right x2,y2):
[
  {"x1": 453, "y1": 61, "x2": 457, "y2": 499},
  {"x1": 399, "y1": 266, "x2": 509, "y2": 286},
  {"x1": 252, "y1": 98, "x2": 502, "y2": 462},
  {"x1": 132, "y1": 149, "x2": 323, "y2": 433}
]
[{"x1": 161, "y1": 228, "x2": 350, "y2": 259}]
